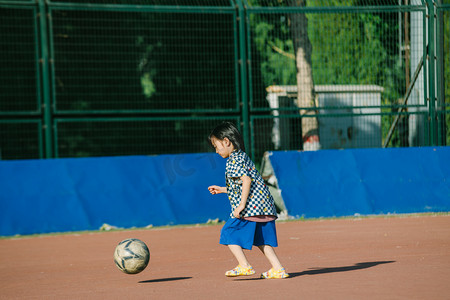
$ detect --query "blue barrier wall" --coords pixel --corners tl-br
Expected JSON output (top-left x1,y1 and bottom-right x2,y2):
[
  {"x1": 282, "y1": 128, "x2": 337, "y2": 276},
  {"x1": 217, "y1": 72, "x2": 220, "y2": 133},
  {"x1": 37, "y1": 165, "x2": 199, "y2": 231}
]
[
  {"x1": 0, "y1": 154, "x2": 229, "y2": 236},
  {"x1": 268, "y1": 147, "x2": 450, "y2": 218},
  {"x1": 2, "y1": 147, "x2": 449, "y2": 236}
]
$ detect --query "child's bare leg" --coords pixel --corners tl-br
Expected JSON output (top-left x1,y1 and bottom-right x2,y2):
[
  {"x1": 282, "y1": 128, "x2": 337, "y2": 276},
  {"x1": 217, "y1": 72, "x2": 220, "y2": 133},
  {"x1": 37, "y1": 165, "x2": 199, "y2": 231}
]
[
  {"x1": 257, "y1": 245, "x2": 283, "y2": 270},
  {"x1": 228, "y1": 244, "x2": 251, "y2": 268}
]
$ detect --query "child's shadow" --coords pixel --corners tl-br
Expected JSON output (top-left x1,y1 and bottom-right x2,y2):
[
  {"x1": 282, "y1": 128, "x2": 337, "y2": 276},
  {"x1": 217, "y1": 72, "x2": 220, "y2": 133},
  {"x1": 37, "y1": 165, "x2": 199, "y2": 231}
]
[{"x1": 234, "y1": 261, "x2": 395, "y2": 280}]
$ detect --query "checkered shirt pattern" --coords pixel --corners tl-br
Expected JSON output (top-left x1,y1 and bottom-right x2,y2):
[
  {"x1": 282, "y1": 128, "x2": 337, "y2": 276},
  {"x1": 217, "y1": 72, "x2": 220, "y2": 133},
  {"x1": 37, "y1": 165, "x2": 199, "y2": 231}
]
[{"x1": 225, "y1": 150, "x2": 277, "y2": 218}]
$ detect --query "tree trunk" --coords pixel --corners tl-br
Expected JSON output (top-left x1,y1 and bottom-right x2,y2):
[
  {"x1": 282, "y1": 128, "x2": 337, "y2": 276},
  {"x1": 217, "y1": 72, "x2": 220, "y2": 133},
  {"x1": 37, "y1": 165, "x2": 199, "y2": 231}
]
[{"x1": 288, "y1": 0, "x2": 320, "y2": 150}]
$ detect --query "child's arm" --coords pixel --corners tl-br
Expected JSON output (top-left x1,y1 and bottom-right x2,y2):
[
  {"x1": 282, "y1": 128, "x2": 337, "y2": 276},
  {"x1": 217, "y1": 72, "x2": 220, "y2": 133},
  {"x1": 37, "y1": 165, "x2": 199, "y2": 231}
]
[
  {"x1": 208, "y1": 185, "x2": 227, "y2": 195},
  {"x1": 233, "y1": 175, "x2": 251, "y2": 218}
]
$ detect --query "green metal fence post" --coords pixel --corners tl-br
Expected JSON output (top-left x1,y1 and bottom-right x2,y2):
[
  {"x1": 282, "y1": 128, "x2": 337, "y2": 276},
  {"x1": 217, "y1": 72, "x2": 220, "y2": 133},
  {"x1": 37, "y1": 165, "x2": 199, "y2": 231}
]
[
  {"x1": 426, "y1": 0, "x2": 436, "y2": 146},
  {"x1": 236, "y1": 0, "x2": 250, "y2": 156},
  {"x1": 435, "y1": 1, "x2": 445, "y2": 145},
  {"x1": 38, "y1": 0, "x2": 53, "y2": 158}
]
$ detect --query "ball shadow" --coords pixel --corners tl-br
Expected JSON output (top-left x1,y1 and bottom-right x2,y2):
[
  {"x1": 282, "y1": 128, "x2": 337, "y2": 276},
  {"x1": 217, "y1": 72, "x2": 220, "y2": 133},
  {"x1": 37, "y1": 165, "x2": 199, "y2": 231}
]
[{"x1": 139, "y1": 276, "x2": 192, "y2": 283}]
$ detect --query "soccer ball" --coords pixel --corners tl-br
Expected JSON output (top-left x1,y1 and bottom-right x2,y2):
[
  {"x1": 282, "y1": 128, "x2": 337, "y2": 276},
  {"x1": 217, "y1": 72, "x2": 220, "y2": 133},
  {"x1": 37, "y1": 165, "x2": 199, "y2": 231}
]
[{"x1": 114, "y1": 238, "x2": 150, "y2": 274}]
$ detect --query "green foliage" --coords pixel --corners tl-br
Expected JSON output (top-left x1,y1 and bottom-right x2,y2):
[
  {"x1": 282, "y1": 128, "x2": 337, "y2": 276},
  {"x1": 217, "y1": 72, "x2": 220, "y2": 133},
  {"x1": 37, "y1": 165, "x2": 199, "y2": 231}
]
[
  {"x1": 250, "y1": 13, "x2": 297, "y2": 86},
  {"x1": 308, "y1": 4, "x2": 404, "y2": 102}
]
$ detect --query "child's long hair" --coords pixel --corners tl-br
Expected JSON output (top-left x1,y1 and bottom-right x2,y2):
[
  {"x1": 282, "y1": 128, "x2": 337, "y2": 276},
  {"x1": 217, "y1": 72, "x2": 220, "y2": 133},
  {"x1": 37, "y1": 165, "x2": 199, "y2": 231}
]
[{"x1": 209, "y1": 122, "x2": 246, "y2": 152}]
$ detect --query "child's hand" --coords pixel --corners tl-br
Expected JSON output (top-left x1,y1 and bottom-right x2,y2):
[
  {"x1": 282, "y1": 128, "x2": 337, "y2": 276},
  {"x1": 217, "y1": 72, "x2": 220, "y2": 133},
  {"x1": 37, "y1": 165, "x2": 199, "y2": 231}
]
[
  {"x1": 208, "y1": 185, "x2": 225, "y2": 195},
  {"x1": 233, "y1": 205, "x2": 244, "y2": 218}
]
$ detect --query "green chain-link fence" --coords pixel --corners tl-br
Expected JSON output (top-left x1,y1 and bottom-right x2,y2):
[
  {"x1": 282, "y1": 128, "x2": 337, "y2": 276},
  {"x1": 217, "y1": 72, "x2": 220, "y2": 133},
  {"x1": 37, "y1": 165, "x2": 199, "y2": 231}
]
[
  {"x1": 246, "y1": 0, "x2": 446, "y2": 159},
  {"x1": 0, "y1": 0, "x2": 448, "y2": 162},
  {"x1": 437, "y1": 2, "x2": 450, "y2": 146}
]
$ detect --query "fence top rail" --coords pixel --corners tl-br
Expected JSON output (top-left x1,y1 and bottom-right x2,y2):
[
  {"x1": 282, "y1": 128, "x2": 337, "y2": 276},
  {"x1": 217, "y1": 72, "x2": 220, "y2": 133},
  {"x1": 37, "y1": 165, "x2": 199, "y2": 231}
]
[
  {"x1": 244, "y1": 6, "x2": 426, "y2": 14},
  {"x1": 0, "y1": 119, "x2": 42, "y2": 124},
  {"x1": 267, "y1": 85, "x2": 385, "y2": 95},
  {"x1": 2, "y1": 0, "x2": 429, "y2": 13},
  {"x1": 53, "y1": 115, "x2": 240, "y2": 122},
  {"x1": 243, "y1": 0, "x2": 426, "y2": 7},
  {"x1": 48, "y1": 0, "x2": 235, "y2": 6},
  {"x1": 2, "y1": 0, "x2": 431, "y2": 10},
  {"x1": 0, "y1": 1, "x2": 35, "y2": 7},
  {"x1": 436, "y1": 3, "x2": 450, "y2": 9},
  {"x1": 46, "y1": 2, "x2": 236, "y2": 12}
]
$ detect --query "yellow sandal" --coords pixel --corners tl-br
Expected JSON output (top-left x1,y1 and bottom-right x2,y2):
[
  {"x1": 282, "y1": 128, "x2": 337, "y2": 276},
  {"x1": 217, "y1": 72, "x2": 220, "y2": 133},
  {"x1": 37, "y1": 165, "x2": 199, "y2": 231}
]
[
  {"x1": 260, "y1": 267, "x2": 289, "y2": 279},
  {"x1": 225, "y1": 265, "x2": 255, "y2": 277}
]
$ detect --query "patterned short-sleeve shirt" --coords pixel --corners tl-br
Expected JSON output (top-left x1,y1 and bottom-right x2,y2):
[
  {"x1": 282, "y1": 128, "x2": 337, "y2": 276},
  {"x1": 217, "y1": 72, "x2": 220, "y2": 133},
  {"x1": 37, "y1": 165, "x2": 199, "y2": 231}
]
[{"x1": 225, "y1": 150, "x2": 277, "y2": 219}]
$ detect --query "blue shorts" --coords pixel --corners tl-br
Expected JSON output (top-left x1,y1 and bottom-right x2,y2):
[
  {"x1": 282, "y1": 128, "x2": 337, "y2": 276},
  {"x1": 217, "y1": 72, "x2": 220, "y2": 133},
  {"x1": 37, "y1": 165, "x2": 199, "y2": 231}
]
[{"x1": 219, "y1": 218, "x2": 278, "y2": 250}]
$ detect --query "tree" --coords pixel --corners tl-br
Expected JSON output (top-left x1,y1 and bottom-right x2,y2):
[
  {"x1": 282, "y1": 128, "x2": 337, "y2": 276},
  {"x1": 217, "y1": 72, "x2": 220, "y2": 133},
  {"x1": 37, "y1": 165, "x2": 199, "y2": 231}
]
[{"x1": 287, "y1": 0, "x2": 320, "y2": 151}]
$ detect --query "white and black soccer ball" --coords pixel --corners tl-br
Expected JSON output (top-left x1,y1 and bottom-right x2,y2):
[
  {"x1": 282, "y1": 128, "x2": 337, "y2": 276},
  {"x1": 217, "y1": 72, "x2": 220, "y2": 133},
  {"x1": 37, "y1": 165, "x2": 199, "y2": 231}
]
[{"x1": 114, "y1": 238, "x2": 150, "y2": 274}]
